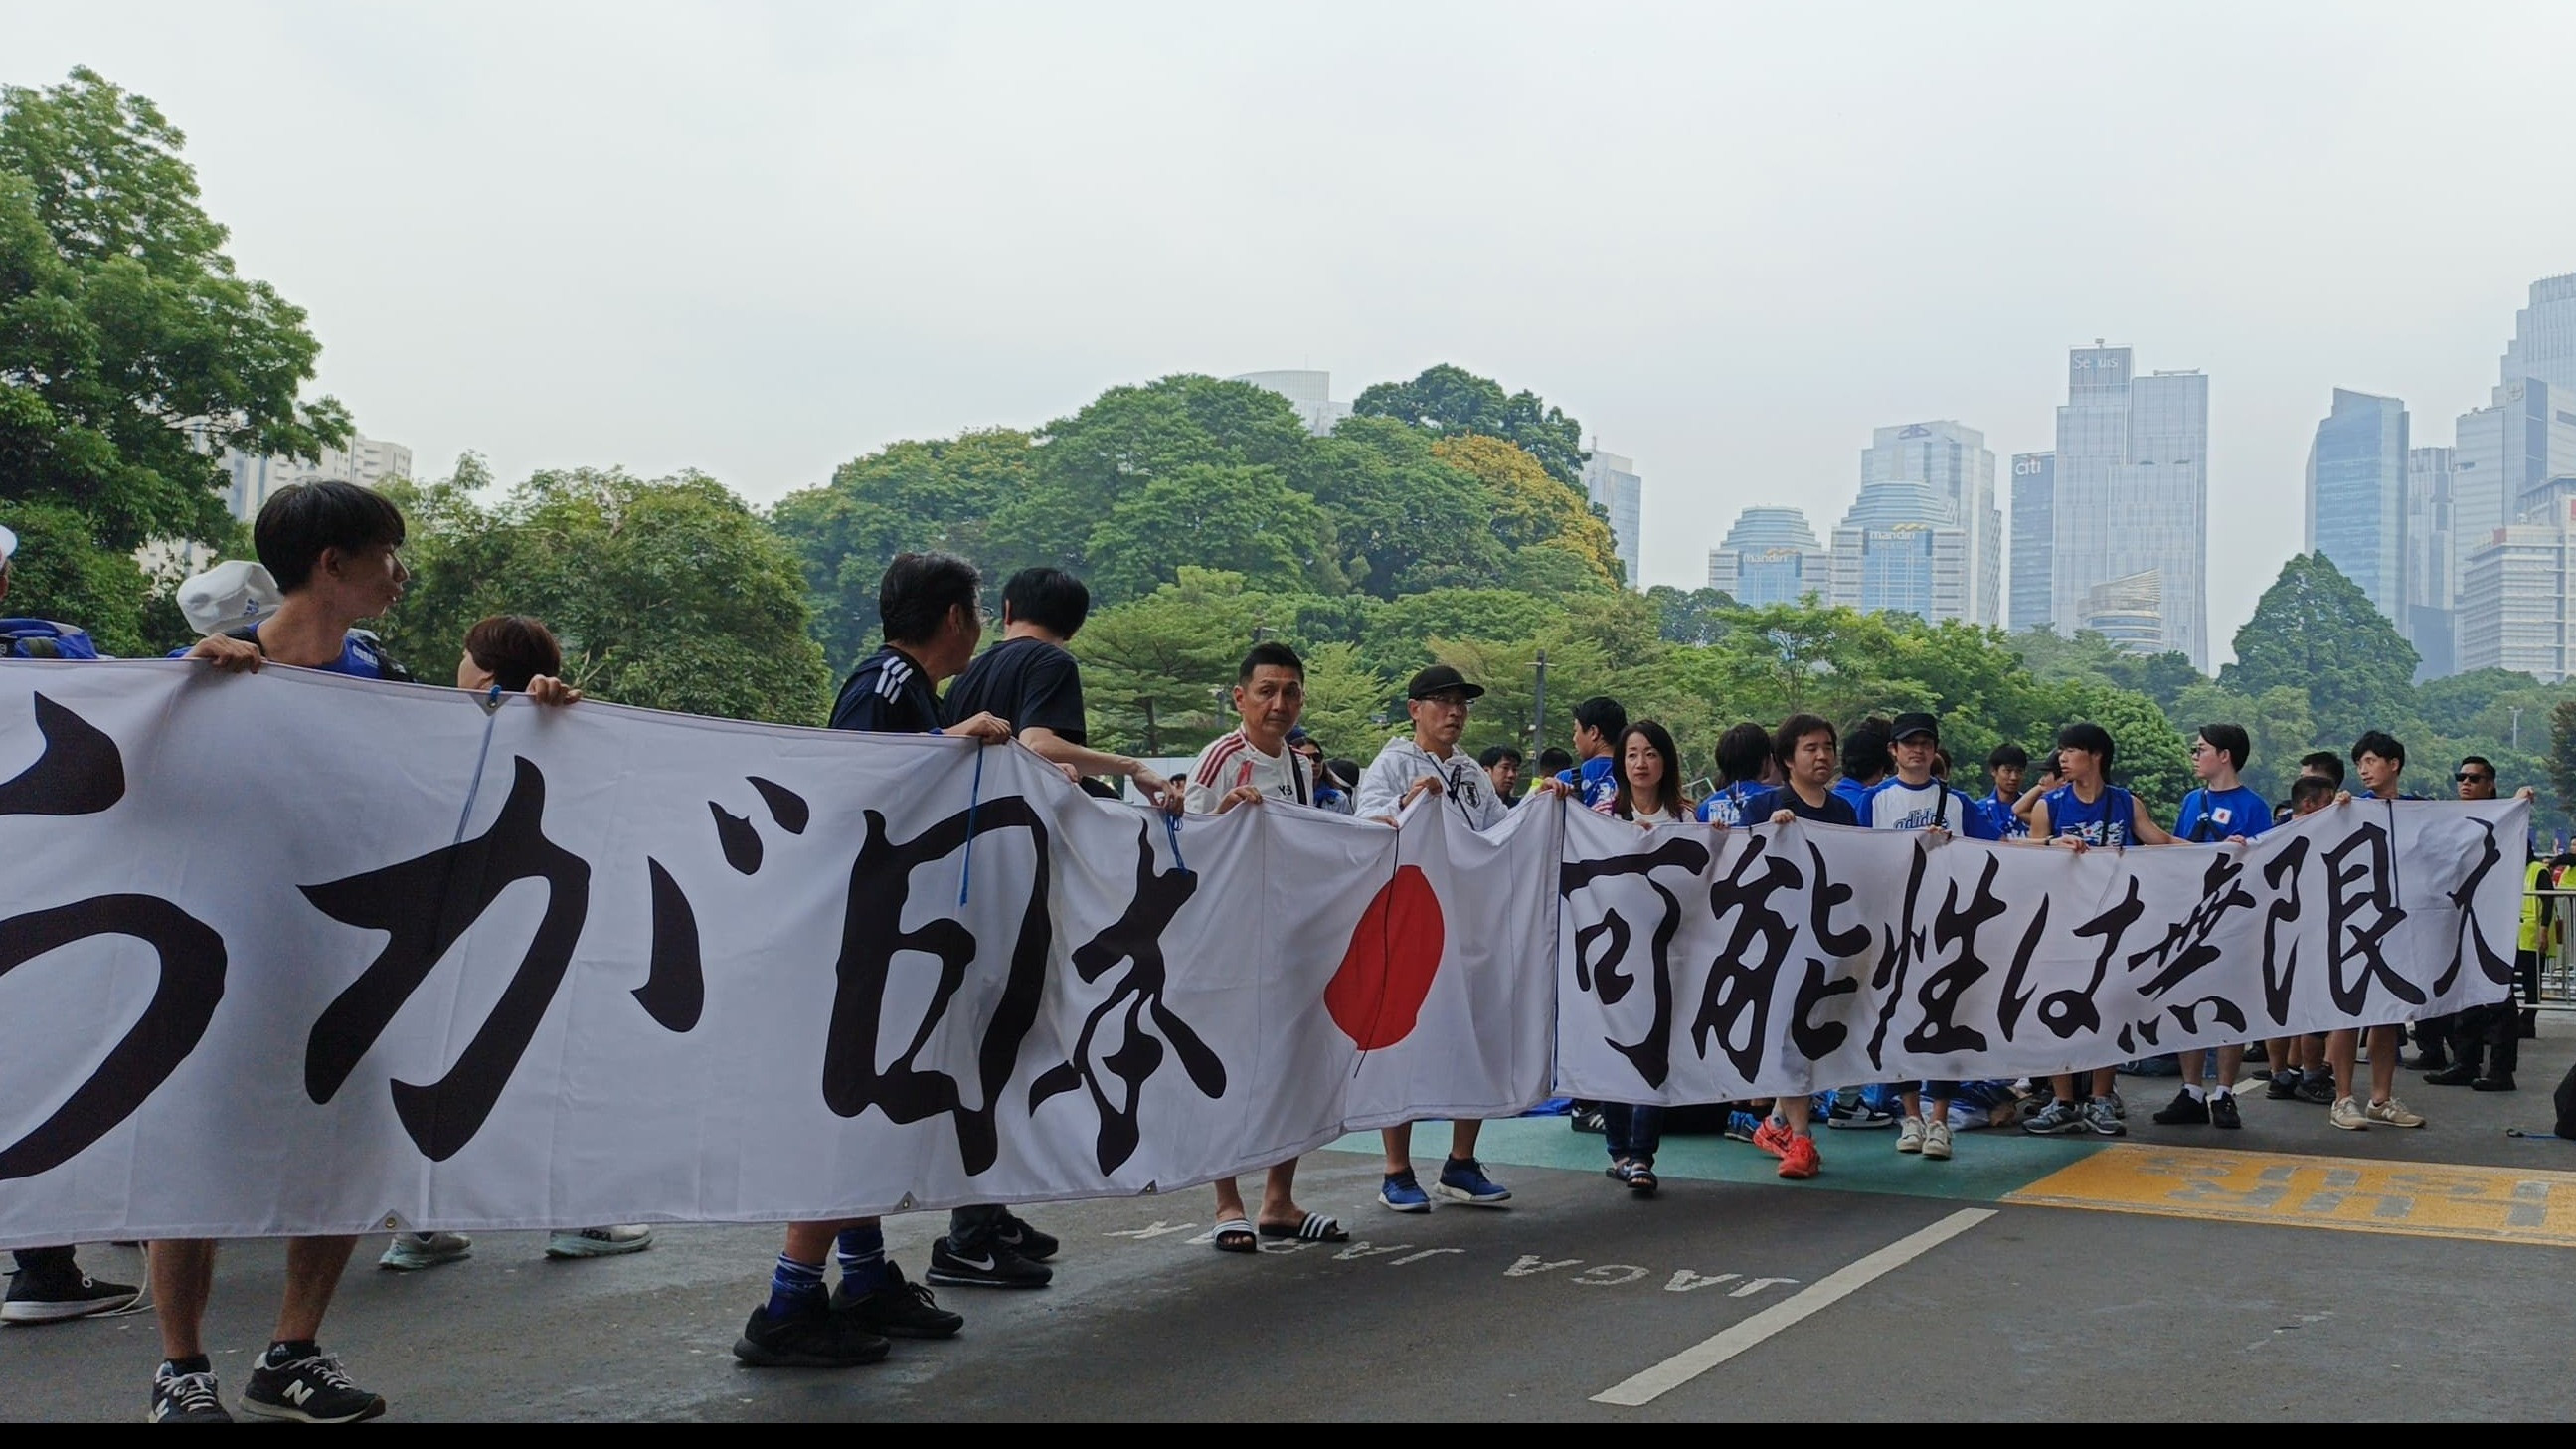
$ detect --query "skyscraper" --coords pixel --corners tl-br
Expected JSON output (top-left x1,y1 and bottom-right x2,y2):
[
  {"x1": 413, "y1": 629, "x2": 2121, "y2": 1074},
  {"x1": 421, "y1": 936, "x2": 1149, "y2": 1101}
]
[
  {"x1": 2009, "y1": 452, "x2": 2055, "y2": 634},
  {"x1": 1582, "y1": 449, "x2": 1643, "y2": 589},
  {"x1": 2303, "y1": 389, "x2": 2409, "y2": 621},
  {"x1": 1858, "y1": 421, "x2": 2000, "y2": 625},
  {"x1": 1228, "y1": 370, "x2": 1350, "y2": 436},
  {"x1": 2450, "y1": 378, "x2": 2576, "y2": 577},
  {"x1": 2457, "y1": 486, "x2": 2576, "y2": 682},
  {"x1": 221, "y1": 434, "x2": 414, "y2": 524},
  {"x1": 1707, "y1": 506, "x2": 1828, "y2": 606},
  {"x1": 1828, "y1": 481, "x2": 1971, "y2": 623},
  {"x1": 2498, "y1": 272, "x2": 2576, "y2": 393},
  {"x1": 2051, "y1": 345, "x2": 2210, "y2": 668},
  {"x1": 2403, "y1": 446, "x2": 2456, "y2": 679}
]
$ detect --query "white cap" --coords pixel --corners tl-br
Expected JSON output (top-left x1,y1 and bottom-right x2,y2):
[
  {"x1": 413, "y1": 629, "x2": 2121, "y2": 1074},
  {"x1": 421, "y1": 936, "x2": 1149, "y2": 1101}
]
[
  {"x1": 0, "y1": 524, "x2": 17, "y2": 563},
  {"x1": 177, "y1": 559, "x2": 284, "y2": 637}
]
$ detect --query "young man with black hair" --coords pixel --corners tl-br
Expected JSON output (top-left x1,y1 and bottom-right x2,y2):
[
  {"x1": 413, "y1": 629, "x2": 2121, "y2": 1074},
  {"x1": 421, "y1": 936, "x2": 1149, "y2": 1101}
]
[
  {"x1": 2300, "y1": 750, "x2": 2345, "y2": 789},
  {"x1": 1694, "y1": 722, "x2": 1775, "y2": 826},
  {"x1": 1356, "y1": 665, "x2": 1514, "y2": 1212},
  {"x1": 1479, "y1": 743, "x2": 1525, "y2": 806},
  {"x1": 2320, "y1": 733, "x2": 2428, "y2": 1131},
  {"x1": 1553, "y1": 696, "x2": 1628, "y2": 813},
  {"x1": 2023, "y1": 721, "x2": 2175, "y2": 1140},
  {"x1": 937, "y1": 566, "x2": 1171, "y2": 1283},
  {"x1": 1536, "y1": 746, "x2": 1575, "y2": 781},
  {"x1": 1978, "y1": 744, "x2": 2031, "y2": 840},
  {"x1": 736, "y1": 553, "x2": 1014, "y2": 1370},
  {"x1": 0, "y1": 524, "x2": 144, "y2": 1329},
  {"x1": 1744, "y1": 713, "x2": 1855, "y2": 1180},
  {"x1": 2151, "y1": 723, "x2": 2273, "y2": 1130},
  {"x1": 1832, "y1": 715, "x2": 1894, "y2": 816},
  {"x1": 1860, "y1": 712, "x2": 2000, "y2": 1158},
  {"x1": 146, "y1": 481, "x2": 429, "y2": 1422},
  {"x1": 1185, "y1": 642, "x2": 1348, "y2": 1250}
]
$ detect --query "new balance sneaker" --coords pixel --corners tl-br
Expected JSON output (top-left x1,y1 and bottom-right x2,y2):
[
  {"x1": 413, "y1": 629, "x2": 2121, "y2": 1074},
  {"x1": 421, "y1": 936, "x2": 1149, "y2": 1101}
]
[
  {"x1": 732, "y1": 1298, "x2": 890, "y2": 1368},
  {"x1": 376, "y1": 1231, "x2": 471, "y2": 1272},
  {"x1": 5, "y1": 1261, "x2": 141, "y2": 1324},
  {"x1": 2329, "y1": 1096, "x2": 2370, "y2": 1131},
  {"x1": 545, "y1": 1225, "x2": 654, "y2": 1259},
  {"x1": 1379, "y1": 1170, "x2": 1432, "y2": 1213},
  {"x1": 1825, "y1": 1101, "x2": 1896, "y2": 1130},
  {"x1": 1433, "y1": 1157, "x2": 1512, "y2": 1206},
  {"x1": 2365, "y1": 1096, "x2": 2426, "y2": 1128},
  {"x1": 238, "y1": 1348, "x2": 387, "y2": 1423},
  {"x1": 1723, "y1": 1110, "x2": 1764, "y2": 1144},
  {"x1": 992, "y1": 1211, "x2": 1059, "y2": 1263},
  {"x1": 1895, "y1": 1116, "x2": 1926, "y2": 1154},
  {"x1": 2085, "y1": 1097, "x2": 2128, "y2": 1137},
  {"x1": 926, "y1": 1238, "x2": 1052, "y2": 1288},
  {"x1": 147, "y1": 1365, "x2": 232, "y2": 1423},
  {"x1": 1921, "y1": 1119, "x2": 1954, "y2": 1161},
  {"x1": 1751, "y1": 1117, "x2": 1794, "y2": 1158},
  {"x1": 2151, "y1": 1089, "x2": 2210, "y2": 1126},
  {"x1": 2208, "y1": 1090, "x2": 2242, "y2": 1130},
  {"x1": 1778, "y1": 1135, "x2": 1820, "y2": 1179},
  {"x1": 2023, "y1": 1099, "x2": 2086, "y2": 1136},
  {"x1": 833, "y1": 1260, "x2": 963, "y2": 1340}
]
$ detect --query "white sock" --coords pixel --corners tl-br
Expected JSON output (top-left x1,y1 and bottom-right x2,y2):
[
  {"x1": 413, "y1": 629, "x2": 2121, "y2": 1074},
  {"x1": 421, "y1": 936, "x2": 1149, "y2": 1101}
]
[
  {"x1": 2211, "y1": 1083, "x2": 2233, "y2": 1099},
  {"x1": 2183, "y1": 1082, "x2": 2205, "y2": 1102}
]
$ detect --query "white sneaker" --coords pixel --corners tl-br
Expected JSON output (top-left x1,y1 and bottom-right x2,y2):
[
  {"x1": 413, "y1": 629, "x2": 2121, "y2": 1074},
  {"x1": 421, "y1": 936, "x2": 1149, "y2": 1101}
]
[
  {"x1": 2365, "y1": 1096, "x2": 2425, "y2": 1128},
  {"x1": 545, "y1": 1225, "x2": 655, "y2": 1259},
  {"x1": 1896, "y1": 1116, "x2": 1926, "y2": 1154},
  {"x1": 1922, "y1": 1119, "x2": 1953, "y2": 1160},
  {"x1": 2328, "y1": 1096, "x2": 2370, "y2": 1131},
  {"x1": 377, "y1": 1231, "x2": 471, "y2": 1271}
]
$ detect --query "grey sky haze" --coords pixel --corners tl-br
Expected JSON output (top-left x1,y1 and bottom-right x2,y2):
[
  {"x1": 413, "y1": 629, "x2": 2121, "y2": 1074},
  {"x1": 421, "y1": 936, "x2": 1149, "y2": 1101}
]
[{"x1": 11, "y1": 1, "x2": 2575, "y2": 661}]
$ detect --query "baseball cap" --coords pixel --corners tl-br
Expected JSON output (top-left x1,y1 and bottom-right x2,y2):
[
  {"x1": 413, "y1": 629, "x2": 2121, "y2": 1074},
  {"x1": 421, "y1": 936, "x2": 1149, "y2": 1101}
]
[
  {"x1": 1405, "y1": 663, "x2": 1485, "y2": 701},
  {"x1": 177, "y1": 560, "x2": 284, "y2": 637},
  {"x1": 0, "y1": 523, "x2": 17, "y2": 564},
  {"x1": 1891, "y1": 711, "x2": 1940, "y2": 743}
]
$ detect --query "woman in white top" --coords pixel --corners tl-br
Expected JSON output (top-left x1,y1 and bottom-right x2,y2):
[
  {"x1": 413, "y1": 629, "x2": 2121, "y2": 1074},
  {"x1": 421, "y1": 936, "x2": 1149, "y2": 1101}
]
[{"x1": 1600, "y1": 719, "x2": 1692, "y2": 1194}]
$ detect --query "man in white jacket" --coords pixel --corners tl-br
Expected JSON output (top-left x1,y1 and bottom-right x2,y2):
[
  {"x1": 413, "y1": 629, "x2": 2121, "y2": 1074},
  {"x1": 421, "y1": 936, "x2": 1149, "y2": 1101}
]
[{"x1": 1354, "y1": 664, "x2": 1513, "y2": 1212}]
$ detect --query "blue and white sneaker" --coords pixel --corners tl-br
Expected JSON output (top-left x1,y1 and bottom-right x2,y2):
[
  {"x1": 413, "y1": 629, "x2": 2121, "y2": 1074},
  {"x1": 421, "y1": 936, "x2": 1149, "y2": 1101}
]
[
  {"x1": 1379, "y1": 1170, "x2": 1431, "y2": 1213},
  {"x1": 1723, "y1": 1110, "x2": 1764, "y2": 1143},
  {"x1": 1432, "y1": 1158, "x2": 1511, "y2": 1206}
]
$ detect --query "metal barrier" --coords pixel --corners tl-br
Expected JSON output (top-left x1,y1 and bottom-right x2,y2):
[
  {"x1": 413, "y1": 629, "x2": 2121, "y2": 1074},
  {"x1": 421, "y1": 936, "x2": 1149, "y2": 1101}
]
[{"x1": 2535, "y1": 888, "x2": 2576, "y2": 1009}]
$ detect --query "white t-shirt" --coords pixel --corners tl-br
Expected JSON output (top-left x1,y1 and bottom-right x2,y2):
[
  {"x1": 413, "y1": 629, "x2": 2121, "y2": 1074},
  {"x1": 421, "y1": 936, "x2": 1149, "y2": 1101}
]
[
  {"x1": 1628, "y1": 805, "x2": 1679, "y2": 825},
  {"x1": 1354, "y1": 737, "x2": 1510, "y2": 832},
  {"x1": 1185, "y1": 730, "x2": 1310, "y2": 815}
]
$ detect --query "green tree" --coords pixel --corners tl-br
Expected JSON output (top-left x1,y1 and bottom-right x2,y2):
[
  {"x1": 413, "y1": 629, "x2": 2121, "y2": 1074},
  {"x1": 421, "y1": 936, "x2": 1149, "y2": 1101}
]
[
  {"x1": 1647, "y1": 585, "x2": 1734, "y2": 646},
  {"x1": 2220, "y1": 554, "x2": 2420, "y2": 748},
  {"x1": 0, "y1": 68, "x2": 347, "y2": 551},
  {"x1": 2553, "y1": 699, "x2": 2576, "y2": 819},
  {"x1": 1431, "y1": 434, "x2": 1622, "y2": 585},
  {"x1": 1283, "y1": 418, "x2": 1503, "y2": 597},
  {"x1": 1352, "y1": 363, "x2": 1589, "y2": 490},
  {"x1": 1295, "y1": 640, "x2": 1397, "y2": 763},
  {"x1": 1071, "y1": 568, "x2": 1263, "y2": 755},
  {"x1": 0, "y1": 498, "x2": 151, "y2": 655},
  {"x1": 1083, "y1": 462, "x2": 1332, "y2": 602}
]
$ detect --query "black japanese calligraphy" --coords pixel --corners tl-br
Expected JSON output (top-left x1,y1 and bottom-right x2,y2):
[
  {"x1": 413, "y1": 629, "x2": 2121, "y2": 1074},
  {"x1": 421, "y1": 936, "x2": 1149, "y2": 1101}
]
[
  {"x1": 2322, "y1": 823, "x2": 2420, "y2": 1016},
  {"x1": 1560, "y1": 837, "x2": 1709, "y2": 1089}
]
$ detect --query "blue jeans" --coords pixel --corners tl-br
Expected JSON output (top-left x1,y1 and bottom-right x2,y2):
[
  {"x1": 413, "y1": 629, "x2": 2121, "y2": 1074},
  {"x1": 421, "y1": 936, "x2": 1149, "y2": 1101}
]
[{"x1": 1602, "y1": 1103, "x2": 1663, "y2": 1164}]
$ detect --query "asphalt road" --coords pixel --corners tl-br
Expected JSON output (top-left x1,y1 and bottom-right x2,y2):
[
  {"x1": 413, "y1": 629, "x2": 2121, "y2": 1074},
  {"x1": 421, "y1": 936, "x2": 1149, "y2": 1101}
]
[{"x1": 10, "y1": 1031, "x2": 2576, "y2": 1421}]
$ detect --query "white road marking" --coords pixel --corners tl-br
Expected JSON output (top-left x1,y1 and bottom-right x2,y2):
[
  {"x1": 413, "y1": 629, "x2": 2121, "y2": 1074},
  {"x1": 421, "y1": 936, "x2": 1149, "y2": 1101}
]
[{"x1": 1591, "y1": 1207, "x2": 1996, "y2": 1408}]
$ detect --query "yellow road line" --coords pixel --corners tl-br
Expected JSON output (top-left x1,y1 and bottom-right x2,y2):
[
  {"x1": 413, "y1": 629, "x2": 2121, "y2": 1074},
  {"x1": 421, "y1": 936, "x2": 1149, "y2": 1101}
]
[{"x1": 2003, "y1": 1146, "x2": 2576, "y2": 1248}]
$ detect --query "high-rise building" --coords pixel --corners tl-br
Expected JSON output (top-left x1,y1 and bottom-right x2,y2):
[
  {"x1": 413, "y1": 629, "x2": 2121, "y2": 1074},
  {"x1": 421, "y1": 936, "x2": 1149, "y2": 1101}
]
[
  {"x1": 1582, "y1": 449, "x2": 1643, "y2": 589},
  {"x1": 2080, "y1": 570, "x2": 2165, "y2": 653},
  {"x1": 2303, "y1": 389, "x2": 2409, "y2": 621},
  {"x1": 2498, "y1": 272, "x2": 2576, "y2": 393},
  {"x1": 1828, "y1": 481, "x2": 1970, "y2": 623},
  {"x1": 1227, "y1": 370, "x2": 1350, "y2": 436},
  {"x1": 1707, "y1": 506, "x2": 1829, "y2": 607},
  {"x1": 221, "y1": 434, "x2": 414, "y2": 523},
  {"x1": 2449, "y1": 379, "x2": 2576, "y2": 579},
  {"x1": 2009, "y1": 452, "x2": 2055, "y2": 633},
  {"x1": 2457, "y1": 487, "x2": 2576, "y2": 682},
  {"x1": 2402, "y1": 446, "x2": 2457, "y2": 679},
  {"x1": 2051, "y1": 344, "x2": 2209, "y2": 668},
  {"x1": 1858, "y1": 421, "x2": 2000, "y2": 625}
]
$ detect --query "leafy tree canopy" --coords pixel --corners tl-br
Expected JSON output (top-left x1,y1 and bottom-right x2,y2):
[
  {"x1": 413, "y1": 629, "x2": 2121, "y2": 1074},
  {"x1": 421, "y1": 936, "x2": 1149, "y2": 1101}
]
[{"x1": 1351, "y1": 362, "x2": 1589, "y2": 490}]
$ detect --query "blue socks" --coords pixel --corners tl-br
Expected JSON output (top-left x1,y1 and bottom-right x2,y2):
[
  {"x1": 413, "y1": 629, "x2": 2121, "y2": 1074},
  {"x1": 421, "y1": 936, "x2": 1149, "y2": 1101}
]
[
  {"x1": 763, "y1": 1253, "x2": 827, "y2": 1320},
  {"x1": 834, "y1": 1225, "x2": 888, "y2": 1296}
]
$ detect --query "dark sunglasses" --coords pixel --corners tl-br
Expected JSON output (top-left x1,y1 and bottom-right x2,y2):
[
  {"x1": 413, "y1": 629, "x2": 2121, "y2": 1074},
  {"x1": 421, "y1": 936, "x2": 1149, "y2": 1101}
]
[{"x1": 2456, "y1": 772, "x2": 2491, "y2": 783}]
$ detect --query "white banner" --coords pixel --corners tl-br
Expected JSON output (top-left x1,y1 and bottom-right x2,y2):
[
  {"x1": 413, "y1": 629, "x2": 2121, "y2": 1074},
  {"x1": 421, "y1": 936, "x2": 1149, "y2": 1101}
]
[{"x1": 0, "y1": 663, "x2": 2523, "y2": 1245}]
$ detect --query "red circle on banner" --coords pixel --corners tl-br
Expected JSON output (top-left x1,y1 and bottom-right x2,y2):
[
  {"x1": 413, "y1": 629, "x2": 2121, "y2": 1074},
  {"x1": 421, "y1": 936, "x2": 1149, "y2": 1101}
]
[{"x1": 1326, "y1": 865, "x2": 1446, "y2": 1049}]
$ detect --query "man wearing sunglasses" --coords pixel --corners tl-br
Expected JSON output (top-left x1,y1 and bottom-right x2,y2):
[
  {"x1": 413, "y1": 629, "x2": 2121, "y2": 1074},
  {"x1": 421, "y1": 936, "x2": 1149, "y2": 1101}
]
[
  {"x1": 1353, "y1": 665, "x2": 1513, "y2": 1213},
  {"x1": 2426, "y1": 757, "x2": 2542, "y2": 1091}
]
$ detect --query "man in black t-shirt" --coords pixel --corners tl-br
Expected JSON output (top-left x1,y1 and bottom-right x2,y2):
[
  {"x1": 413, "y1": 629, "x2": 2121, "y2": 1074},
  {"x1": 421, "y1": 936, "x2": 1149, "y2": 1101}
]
[
  {"x1": 737, "y1": 553, "x2": 1011, "y2": 1371},
  {"x1": 943, "y1": 567, "x2": 1181, "y2": 809}
]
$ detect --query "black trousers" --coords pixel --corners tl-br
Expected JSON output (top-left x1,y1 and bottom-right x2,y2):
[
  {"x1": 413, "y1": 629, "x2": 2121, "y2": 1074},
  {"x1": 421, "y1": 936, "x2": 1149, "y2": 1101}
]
[{"x1": 2445, "y1": 951, "x2": 2542, "y2": 1078}]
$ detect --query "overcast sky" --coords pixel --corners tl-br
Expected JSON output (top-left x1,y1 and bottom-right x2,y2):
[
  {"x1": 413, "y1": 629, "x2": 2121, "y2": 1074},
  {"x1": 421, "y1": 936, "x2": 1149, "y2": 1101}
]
[{"x1": 13, "y1": 1, "x2": 2575, "y2": 660}]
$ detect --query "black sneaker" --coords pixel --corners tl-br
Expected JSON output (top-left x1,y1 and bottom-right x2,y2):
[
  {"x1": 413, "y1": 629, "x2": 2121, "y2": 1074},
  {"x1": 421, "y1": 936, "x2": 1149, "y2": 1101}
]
[
  {"x1": 832, "y1": 1261, "x2": 963, "y2": 1340},
  {"x1": 147, "y1": 1366, "x2": 233, "y2": 1424},
  {"x1": 927, "y1": 1238, "x2": 1052, "y2": 1289},
  {"x1": 2150, "y1": 1089, "x2": 2209, "y2": 1126},
  {"x1": 238, "y1": 1348, "x2": 387, "y2": 1423},
  {"x1": 2208, "y1": 1091, "x2": 2242, "y2": 1130},
  {"x1": 2265, "y1": 1069, "x2": 2301, "y2": 1101},
  {"x1": 5, "y1": 1264, "x2": 141, "y2": 1325},
  {"x1": 732, "y1": 1298, "x2": 890, "y2": 1368},
  {"x1": 2295, "y1": 1071, "x2": 2337, "y2": 1105},
  {"x1": 2423, "y1": 1062, "x2": 2479, "y2": 1086},
  {"x1": 1571, "y1": 1105, "x2": 1607, "y2": 1135},
  {"x1": 993, "y1": 1210, "x2": 1058, "y2": 1263}
]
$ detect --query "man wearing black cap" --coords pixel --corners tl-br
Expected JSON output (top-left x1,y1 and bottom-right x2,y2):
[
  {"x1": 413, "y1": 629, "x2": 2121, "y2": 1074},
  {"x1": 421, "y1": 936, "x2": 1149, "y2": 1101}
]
[
  {"x1": 1856, "y1": 711, "x2": 1999, "y2": 1161},
  {"x1": 1353, "y1": 664, "x2": 1513, "y2": 1213}
]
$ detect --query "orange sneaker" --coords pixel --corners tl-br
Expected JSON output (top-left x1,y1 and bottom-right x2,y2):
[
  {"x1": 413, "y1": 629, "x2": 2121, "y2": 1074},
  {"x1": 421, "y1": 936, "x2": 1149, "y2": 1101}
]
[
  {"x1": 1778, "y1": 1134, "x2": 1820, "y2": 1179},
  {"x1": 1751, "y1": 1118, "x2": 1793, "y2": 1159}
]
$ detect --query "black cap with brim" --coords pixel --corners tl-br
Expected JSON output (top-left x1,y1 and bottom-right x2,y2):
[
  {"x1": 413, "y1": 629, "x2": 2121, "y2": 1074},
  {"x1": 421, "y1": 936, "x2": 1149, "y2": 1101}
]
[
  {"x1": 1891, "y1": 710, "x2": 1940, "y2": 743},
  {"x1": 1406, "y1": 663, "x2": 1485, "y2": 701}
]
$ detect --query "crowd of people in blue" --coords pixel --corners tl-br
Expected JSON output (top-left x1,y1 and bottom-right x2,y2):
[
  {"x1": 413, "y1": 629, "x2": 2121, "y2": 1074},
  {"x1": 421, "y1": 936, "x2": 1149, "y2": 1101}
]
[{"x1": 0, "y1": 483, "x2": 2564, "y2": 1420}]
